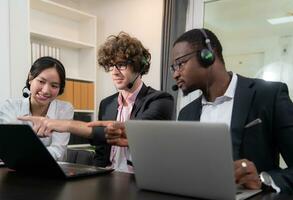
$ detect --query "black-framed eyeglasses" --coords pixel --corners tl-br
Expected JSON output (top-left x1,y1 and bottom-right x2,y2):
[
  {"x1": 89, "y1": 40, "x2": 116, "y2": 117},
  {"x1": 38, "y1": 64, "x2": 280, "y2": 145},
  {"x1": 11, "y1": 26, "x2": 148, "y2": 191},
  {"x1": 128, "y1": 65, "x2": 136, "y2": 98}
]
[
  {"x1": 170, "y1": 51, "x2": 197, "y2": 73},
  {"x1": 106, "y1": 60, "x2": 132, "y2": 72}
]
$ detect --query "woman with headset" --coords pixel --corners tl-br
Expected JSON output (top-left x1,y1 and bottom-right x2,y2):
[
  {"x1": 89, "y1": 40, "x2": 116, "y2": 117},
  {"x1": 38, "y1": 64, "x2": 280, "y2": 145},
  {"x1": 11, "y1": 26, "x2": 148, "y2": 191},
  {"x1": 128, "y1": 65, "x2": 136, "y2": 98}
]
[
  {"x1": 0, "y1": 56, "x2": 73, "y2": 161},
  {"x1": 17, "y1": 32, "x2": 174, "y2": 173}
]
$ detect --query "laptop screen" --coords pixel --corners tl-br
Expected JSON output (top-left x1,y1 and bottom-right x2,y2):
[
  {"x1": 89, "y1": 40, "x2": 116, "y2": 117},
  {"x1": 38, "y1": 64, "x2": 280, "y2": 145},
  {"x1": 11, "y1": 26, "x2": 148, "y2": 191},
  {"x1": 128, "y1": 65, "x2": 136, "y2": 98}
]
[
  {"x1": 0, "y1": 124, "x2": 65, "y2": 177},
  {"x1": 125, "y1": 120, "x2": 237, "y2": 200}
]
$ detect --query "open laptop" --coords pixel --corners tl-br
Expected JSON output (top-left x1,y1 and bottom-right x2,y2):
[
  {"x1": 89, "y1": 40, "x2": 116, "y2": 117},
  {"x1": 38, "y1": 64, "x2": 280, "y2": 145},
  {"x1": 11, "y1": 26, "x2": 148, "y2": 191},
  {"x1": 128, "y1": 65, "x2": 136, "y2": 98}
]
[
  {"x1": 125, "y1": 120, "x2": 262, "y2": 200},
  {"x1": 0, "y1": 124, "x2": 113, "y2": 178}
]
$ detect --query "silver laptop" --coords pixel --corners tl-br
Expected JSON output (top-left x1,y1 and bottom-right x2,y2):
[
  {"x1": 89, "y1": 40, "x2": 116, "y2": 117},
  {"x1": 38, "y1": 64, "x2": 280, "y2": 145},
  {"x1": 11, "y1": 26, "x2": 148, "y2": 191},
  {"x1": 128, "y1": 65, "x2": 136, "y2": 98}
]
[
  {"x1": 0, "y1": 124, "x2": 113, "y2": 178},
  {"x1": 125, "y1": 120, "x2": 261, "y2": 200}
]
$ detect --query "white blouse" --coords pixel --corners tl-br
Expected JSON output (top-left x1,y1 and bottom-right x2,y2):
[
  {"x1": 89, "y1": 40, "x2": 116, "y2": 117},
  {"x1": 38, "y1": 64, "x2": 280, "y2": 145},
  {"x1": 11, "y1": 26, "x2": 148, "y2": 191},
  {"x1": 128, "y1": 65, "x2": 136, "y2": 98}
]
[{"x1": 0, "y1": 98, "x2": 74, "y2": 161}]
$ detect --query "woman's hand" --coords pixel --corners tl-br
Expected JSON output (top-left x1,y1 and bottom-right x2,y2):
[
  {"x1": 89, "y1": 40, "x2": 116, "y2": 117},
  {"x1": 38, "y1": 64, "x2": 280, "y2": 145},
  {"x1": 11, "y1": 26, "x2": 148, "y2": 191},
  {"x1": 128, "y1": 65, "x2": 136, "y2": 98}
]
[{"x1": 18, "y1": 116, "x2": 70, "y2": 137}]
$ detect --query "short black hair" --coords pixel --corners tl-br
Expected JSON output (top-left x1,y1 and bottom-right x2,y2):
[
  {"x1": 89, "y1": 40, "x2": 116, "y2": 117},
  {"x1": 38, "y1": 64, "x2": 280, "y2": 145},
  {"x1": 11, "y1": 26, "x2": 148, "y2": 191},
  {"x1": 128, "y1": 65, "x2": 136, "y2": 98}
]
[
  {"x1": 173, "y1": 28, "x2": 225, "y2": 64},
  {"x1": 26, "y1": 56, "x2": 66, "y2": 95}
]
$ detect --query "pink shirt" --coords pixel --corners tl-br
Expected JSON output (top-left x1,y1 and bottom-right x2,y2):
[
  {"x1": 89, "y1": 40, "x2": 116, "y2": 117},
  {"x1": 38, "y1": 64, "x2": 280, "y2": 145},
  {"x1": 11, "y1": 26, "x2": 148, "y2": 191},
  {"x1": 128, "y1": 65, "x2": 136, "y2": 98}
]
[{"x1": 110, "y1": 83, "x2": 143, "y2": 173}]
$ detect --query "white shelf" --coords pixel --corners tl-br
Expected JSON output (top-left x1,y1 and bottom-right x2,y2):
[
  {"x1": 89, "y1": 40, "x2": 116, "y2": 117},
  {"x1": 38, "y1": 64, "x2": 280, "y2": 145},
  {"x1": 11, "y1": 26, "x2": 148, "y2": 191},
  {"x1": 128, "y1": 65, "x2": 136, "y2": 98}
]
[
  {"x1": 29, "y1": 0, "x2": 97, "y2": 121},
  {"x1": 30, "y1": 31, "x2": 95, "y2": 49},
  {"x1": 74, "y1": 109, "x2": 95, "y2": 113},
  {"x1": 66, "y1": 76, "x2": 95, "y2": 83},
  {"x1": 30, "y1": 0, "x2": 96, "y2": 21}
]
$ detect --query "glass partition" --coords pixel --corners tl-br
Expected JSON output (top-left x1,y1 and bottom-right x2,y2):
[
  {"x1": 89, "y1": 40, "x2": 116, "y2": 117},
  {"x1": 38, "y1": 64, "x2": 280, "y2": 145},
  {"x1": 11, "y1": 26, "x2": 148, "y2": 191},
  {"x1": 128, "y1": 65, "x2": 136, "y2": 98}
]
[{"x1": 204, "y1": 0, "x2": 293, "y2": 98}]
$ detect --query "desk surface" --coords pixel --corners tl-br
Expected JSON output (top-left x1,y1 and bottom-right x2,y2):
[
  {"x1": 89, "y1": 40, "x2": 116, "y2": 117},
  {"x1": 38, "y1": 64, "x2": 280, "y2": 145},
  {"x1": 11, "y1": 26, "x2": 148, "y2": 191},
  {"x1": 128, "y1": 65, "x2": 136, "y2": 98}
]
[{"x1": 0, "y1": 168, "x2": 291, "y2": 200}]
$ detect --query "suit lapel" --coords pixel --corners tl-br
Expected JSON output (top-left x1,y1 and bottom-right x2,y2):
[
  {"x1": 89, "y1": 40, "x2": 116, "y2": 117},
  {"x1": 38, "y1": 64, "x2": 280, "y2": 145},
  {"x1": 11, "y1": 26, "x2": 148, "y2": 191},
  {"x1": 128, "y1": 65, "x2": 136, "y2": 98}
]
[
  {"x1": 130, "y1": 84, "x2": 148, "y2": 118},
  {"x1": 106, "y1": 95, "x2": 119, "y2": 120},
  {"x1": 194, "y1": 98, "x2": 202, "y2": 120},
  {"x1": 177, "y1": 96, "x2": 202, "y2": 121},
  {"x1": 189, "y1": 97, "x2": 202, "y2": 121},
  {"x1": 230, "y1": 75, "x2": 256, "y2": 159}
]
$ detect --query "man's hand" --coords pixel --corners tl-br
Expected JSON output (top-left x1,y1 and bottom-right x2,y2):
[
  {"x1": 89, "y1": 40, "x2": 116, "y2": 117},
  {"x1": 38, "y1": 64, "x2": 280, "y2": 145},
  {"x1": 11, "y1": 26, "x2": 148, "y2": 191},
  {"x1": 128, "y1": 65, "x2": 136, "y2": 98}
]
[
  {"x1": 87, "y1": 120, "x2": 113, "y2": 127},
  {"x1": 234, "y1": 159, "x2": 262, "y2": 190},
  {"x1": 104, "y1": 122, "x2": 128, "y2": 147},
  {"x1": 18, "y1": 116, "x2": 70, "y2": 137}
]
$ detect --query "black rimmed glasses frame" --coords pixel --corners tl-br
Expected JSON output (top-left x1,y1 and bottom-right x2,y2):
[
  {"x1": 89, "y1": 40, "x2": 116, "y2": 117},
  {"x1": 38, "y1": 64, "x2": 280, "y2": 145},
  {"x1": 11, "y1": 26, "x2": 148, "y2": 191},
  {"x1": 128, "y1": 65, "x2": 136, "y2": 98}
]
[
  {"x1": 170, "y1": 50, "x2": 198, "y2": 73},
  {"x1": 106, "y1": 60, "x2": 133, "y2": 72}
]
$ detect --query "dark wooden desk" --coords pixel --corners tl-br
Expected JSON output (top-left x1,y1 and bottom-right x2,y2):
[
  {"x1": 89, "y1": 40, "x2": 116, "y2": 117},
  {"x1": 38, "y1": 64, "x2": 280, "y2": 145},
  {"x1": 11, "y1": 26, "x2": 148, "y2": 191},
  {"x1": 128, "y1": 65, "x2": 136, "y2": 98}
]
[{"x1": 0, "y1": 168, "x2": 291, "y2": 200}]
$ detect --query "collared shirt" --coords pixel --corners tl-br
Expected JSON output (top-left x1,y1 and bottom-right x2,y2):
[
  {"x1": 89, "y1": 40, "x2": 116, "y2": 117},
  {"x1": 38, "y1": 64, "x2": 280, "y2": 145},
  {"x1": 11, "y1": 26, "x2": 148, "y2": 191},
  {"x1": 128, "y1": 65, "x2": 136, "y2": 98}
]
[
  {"x1": 110, "y1": 82, "x2": 143, "y2": 173},
  {"x1": 0, "y1": 98, "x2": 74, "y2": 161},
  {"x1": 200, "y1": 73, "x2": 238, "y2": 128}
]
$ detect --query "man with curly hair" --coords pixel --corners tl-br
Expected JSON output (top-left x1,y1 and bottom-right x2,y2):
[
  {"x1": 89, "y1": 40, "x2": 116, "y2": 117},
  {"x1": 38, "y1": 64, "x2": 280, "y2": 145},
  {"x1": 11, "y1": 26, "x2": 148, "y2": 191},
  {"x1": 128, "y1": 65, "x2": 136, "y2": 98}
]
[
  {"x1": 19, "y1": 32, "x2": 174, "y2": 173},
  {"x1": 88, "y1": 32, "x2": 174, "y2": 172}
]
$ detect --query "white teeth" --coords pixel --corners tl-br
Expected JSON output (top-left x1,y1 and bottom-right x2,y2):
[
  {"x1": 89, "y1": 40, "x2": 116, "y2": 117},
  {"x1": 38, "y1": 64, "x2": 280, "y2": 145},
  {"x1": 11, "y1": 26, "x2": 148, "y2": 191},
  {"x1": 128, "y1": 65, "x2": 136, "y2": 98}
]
[{"x1": 37, "y1": 94, "x2": 50, "y2": 100}]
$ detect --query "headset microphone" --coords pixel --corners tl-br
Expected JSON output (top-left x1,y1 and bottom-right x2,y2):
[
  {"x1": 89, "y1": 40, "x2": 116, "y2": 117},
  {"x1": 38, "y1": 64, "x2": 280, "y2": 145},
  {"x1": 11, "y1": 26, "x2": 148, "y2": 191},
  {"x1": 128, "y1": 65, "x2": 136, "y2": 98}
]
[
  {"x1": 172, "y1": 84, "x2": 178, "y2": 91},
  {"x1": 22, "y1": 86, "x2": 30, "y2": 98},
  {"x1": 127, "y1": 74, "x2": 140, "y2": 89},
  {"x1": 127, "y1": 57, "x2": 148, "y2": 89}
]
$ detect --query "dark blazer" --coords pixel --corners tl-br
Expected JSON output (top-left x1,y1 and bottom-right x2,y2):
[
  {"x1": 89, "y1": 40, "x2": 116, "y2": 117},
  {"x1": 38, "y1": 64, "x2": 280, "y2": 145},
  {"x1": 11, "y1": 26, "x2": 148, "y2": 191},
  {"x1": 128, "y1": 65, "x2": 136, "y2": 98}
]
[
  {"x1": 178, "y1": 75, "x2": 293, "y2": 193},
  {"x1": 91, "y1": 84, "x2": 174, "y2": 167}
]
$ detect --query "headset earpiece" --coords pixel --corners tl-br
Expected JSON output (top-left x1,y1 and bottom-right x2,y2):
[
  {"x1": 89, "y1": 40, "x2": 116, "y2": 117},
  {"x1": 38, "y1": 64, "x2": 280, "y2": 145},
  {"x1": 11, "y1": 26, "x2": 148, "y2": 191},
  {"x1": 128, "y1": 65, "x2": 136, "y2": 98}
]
[
  {"x1": 139, "y1": 57, "x2": 148, "y2": 75},
  {"x1": 198, "y1": 29, "x2": 215, "y2": 68},
  {"x1": 198, "y1": 48, "x2": 215, "y2": 67},
  {"x1": 22, "y1": 86, "x2": 30, "y2": 98},
  {"x1": 141, "y1": 57, "x2": 147, "y2": 66}
]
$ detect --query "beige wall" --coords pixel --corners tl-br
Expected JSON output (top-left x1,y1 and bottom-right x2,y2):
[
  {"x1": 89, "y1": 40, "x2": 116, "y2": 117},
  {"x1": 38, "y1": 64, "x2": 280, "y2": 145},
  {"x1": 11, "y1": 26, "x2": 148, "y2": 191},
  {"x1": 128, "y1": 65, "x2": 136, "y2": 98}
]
[
  {"x1": 84, "y1": 0, "x2": 164, "y2": 112},
  {"x1": 54, "y1": 0, "x2": 164, "y2": 115},
  {"x1": 0, "y1": 0, "x2": 11, "y2": 101},
  {"x1": 0, "y1": 0, "x2": 30, "y2": 101}
]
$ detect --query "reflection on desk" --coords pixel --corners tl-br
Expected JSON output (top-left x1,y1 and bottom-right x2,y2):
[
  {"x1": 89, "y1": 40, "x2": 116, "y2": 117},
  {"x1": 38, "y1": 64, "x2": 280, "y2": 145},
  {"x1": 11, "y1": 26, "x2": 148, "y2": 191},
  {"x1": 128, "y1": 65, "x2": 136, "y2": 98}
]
[{"x1": 0, "y1": 168, "x2": 292, "y2": 200}]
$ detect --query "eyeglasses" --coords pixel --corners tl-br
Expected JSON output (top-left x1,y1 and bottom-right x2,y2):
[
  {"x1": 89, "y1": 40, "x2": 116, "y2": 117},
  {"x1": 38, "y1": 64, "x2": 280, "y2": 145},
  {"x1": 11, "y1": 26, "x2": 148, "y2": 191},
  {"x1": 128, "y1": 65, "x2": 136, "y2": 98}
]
[
  {"x1": 106, "y1": 61, "x2": 132, "y2": 72},
  {"x1": 170, "y1": 51, "x2": 197, "y2": 73}
]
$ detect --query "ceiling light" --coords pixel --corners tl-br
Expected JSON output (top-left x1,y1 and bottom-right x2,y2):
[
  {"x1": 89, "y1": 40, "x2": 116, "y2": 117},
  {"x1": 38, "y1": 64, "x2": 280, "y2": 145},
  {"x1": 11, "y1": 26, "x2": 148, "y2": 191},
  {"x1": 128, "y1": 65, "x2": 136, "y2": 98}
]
[{"x1": 267, "y1": 16, "x2": 293, "y2": 25}]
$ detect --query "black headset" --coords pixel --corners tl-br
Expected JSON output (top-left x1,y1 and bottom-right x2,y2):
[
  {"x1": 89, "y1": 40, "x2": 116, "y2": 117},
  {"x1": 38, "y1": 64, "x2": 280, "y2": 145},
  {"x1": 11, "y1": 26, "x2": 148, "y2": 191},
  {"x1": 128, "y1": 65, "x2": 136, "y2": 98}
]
[
  {"x1": 127, "y1": 57, "x2": 147, "y2": 89},
  {"x1": 198, "y1": 29, "x2": 215, "y2": 68},
  {"x1": 22, "y1": 86, "x2": 30, "y2": 98},
  {"x1": 22, "y1": 56, "x2": 66, "y2": 97},
  {"x1": 140, "y1": 57, "x2": 148, "y2": 70}
]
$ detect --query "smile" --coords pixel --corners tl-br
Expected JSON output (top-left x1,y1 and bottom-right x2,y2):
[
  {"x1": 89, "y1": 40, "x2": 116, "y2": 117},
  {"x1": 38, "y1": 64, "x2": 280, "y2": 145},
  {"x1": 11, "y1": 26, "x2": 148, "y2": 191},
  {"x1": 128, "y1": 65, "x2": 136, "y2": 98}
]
[{"x1": 36, "y1": 93, "x2": 50, "y2": 101}]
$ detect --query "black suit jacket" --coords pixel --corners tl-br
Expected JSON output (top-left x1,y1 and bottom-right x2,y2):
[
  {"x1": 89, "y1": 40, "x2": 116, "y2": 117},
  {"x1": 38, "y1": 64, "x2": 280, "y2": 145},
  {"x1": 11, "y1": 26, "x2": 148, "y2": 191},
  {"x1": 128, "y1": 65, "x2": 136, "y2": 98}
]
[
  {"x1": 178, "y1": 75, "x2": 293, "y2": 193},
  {"x1": 91, "y1": 84, "x2": 174, "y2": 167}
]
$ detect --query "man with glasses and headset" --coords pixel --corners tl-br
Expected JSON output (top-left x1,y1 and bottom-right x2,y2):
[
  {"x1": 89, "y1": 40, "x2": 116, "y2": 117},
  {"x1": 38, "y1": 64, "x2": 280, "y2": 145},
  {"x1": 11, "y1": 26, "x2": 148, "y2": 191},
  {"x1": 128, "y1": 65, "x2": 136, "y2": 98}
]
[
  {"x1": 170, "y1": 28, "x2": 293, "y2": 193},
  {"x1": 19, "y1": 32, "x2": 174, "y2": 173}
]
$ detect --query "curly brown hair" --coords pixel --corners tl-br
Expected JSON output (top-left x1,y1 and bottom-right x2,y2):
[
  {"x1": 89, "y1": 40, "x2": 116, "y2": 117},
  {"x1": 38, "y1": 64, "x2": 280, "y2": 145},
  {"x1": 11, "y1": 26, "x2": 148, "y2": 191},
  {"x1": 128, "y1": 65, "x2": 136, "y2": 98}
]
[{"x1": 98, "y1": 32, "x2": 151, "y2": 75}]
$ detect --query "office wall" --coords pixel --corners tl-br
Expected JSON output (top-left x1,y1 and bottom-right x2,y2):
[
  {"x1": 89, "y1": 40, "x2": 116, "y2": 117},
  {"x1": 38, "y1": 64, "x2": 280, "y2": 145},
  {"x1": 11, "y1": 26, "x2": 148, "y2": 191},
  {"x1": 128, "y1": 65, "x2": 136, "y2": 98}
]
[
  {"x1": 81, "y1": 0, "x2": 164, "y2": 111},
  {"x1": 53, "y1": 0, "x2": 164, "y2": 115},
  {"x1": 222, "y1": 35, "x2": 293, "y2": 101},
  {"x1": 0, "y1": 0, "x2": 11, "y2": 102},
  {"x1": 9, "y1": 0, "x2": 30, "y2": 99},
  {"x1": 0, "y1": 0, "x2": 30, "y2": 101}
]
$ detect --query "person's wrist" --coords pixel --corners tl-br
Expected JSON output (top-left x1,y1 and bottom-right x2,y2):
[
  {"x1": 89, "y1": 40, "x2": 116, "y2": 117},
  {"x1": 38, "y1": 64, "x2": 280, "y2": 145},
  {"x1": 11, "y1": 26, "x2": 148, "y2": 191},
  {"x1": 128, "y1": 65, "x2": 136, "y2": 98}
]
[
  {"x1": 88, "y1": 127, "x2": 94, "y2": 139},
  {"x1": 66, "y1": 120, "x2": 73, "y2": 133}
]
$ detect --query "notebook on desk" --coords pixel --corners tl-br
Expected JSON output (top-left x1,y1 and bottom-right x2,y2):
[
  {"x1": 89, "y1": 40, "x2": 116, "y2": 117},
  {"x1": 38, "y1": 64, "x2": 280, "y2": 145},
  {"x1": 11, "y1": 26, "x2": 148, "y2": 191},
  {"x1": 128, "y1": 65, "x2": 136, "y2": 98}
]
[
  {"x1": 125, "y1": 120, "x2": 262, "y2": 200},
  {"x1": 0, "y1": 124, "x2": 113, "y2": 178}
]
